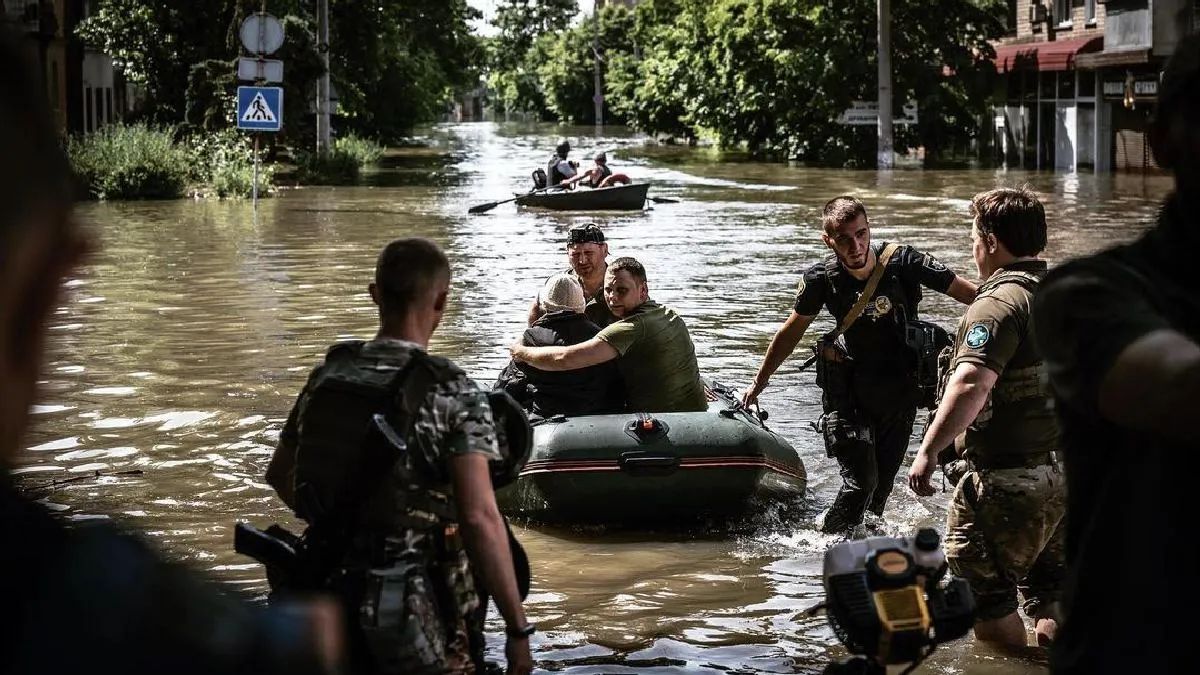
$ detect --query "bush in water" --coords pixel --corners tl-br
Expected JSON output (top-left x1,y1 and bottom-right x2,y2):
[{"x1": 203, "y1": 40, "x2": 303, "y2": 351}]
[
  {"x1": 295, "y1": 148, "x2": 361, "y2": 185},
  {"x1": 333, "y1": 133, "x2": 385, "y2": 168},
  {"x1": 68, "y1": 124, "x2": 190, "y2": 200},
  {"x1": 188, "y1": 129, "x2": 274, "y2": 199}
]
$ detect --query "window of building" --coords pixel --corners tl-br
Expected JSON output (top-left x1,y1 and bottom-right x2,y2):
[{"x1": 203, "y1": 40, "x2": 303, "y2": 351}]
[
  {"x1": 1059, "y1": 71, "x2": 1076, "y2": 99},
  {"x1": 1054, "y1": 0, "x2": 1072, "y2": 26},
  {"x1": 1006, "y1": 0, "x2": 1018, "y2": 34},
  {"x1": 85, "y1": 87, "x2": 94, "y2": 133},
  {"x1": 1041, "y1": 71, "x2": 1058, "y2": 100},
  {"x1": 1078, "y1": 71, "x2": 1096, "y2": 98},
  {"x1": 1085, "y1": 0, "x2": 1097, "y2": 25}
]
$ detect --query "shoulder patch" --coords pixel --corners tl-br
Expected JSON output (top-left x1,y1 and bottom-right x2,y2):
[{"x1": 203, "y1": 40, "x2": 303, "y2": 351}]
[
  {"x1": 923, "y1": 253, "x2": 949, "y2": 273},
  {"x1": 796, "y1": 276, "x2": 806, "y2": 295},
  {"x1": 964, "y1": 323, "x2": 991, "y2": 349}
]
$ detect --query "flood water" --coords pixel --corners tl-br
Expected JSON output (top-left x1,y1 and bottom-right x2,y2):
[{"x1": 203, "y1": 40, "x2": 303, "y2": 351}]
[{"x1": 20, "y1": 123, "x2": 1172, "y2": 673}]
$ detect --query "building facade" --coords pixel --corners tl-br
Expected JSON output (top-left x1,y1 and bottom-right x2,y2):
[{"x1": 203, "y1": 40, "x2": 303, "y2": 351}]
[
  {"x1": 1075, "y1": 0, "x2": 1196, "y2": 171},
  {"x1": 991, "y1": 1, "x2": 1106, "y2": 172},
  {"x1": 1, "y1": 0, "x2": 125, "y2": 135},
  {"x1": 991, "y1": 0, "x2": 1196, "y2": 172}
]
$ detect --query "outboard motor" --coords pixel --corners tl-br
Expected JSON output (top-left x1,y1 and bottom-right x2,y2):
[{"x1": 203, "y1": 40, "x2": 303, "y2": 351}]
[{"x1": 531, "y1": 168, "x2": 548, "y2": 190}]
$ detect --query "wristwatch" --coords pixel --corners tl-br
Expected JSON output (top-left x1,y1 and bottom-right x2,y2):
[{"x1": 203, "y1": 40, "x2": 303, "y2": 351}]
[{"x1": 506, "y1": 623, "x2": 537, "y2": 639}]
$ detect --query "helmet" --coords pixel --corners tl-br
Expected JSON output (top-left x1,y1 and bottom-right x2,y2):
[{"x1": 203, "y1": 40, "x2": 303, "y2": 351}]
[{"x1": 556, "y1": 140, "x2": 571, "y2": 157}]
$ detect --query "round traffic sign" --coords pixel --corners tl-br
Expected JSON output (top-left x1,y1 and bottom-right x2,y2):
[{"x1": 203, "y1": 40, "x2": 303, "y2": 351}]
[{"x1": 239, "y1": 13, "x2": 285, "y2": 55}]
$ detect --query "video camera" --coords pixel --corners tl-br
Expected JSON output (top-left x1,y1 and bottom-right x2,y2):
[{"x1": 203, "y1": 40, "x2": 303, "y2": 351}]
[{"x1": 816, "y1": 528, "x2": 975, "y2": 674}]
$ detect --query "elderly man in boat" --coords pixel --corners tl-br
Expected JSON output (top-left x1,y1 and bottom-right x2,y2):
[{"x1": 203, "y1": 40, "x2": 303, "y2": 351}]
[{"x1": 510, "y1": 257, "x2": 707, "y2": 413}]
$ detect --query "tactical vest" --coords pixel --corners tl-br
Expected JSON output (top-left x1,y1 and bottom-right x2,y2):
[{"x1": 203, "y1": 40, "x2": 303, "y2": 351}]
[
  {"x1": 822, "y1": 251, "x2": 922, "y2": 358},
  {"x1": 293, "y1": 341, "x2": 460, "y2": 533},
  {"x1": 955, "y1": 270, "x2": 1056, "y2": 462}
]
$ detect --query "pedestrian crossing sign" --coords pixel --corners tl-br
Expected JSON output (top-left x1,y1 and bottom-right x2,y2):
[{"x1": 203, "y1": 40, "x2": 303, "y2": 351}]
[{"x1": 237, "y1": 86, "x2": 283, "y2": 132}]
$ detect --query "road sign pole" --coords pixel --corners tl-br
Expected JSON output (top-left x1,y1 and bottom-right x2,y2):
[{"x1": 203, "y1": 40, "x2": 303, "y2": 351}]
[{"x1": 252, "y1": 133, "x2": 260, "y2": 208}]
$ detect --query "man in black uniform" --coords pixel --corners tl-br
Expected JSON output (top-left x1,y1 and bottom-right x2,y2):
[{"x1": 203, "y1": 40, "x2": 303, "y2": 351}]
[
  {"x1": 1031, "y1": 35, "x2": 1200, "y2": 674},
  {"x1": 0, "y1": 29, "x2": 339, "y2": 675},
  {"x1": 744, "y1": 196, "x2": 976, "y2": 533}
]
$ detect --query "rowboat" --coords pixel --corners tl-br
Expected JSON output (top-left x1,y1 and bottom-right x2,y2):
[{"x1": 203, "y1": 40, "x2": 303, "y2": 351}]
[
  {"x1": 496, "y1": 381, "x2": 806, "y2": 525},
  {"x1": 514, "y1": 182, "x2": 650, "y2": 211}
]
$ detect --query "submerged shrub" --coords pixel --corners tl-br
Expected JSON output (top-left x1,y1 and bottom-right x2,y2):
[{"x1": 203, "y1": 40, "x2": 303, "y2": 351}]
[
  {"x1": 68, "y1": 124, "x2": 190, "y2": 200},
  {"x1": 295, "y1": 147, "x2": 361, "y2": 185},
  {"x1": 188, "y1": 129, "x2": 274, "y2": 198},
  {"x1": 333, "y1": 133, "x2": 384, "y2": 167}
]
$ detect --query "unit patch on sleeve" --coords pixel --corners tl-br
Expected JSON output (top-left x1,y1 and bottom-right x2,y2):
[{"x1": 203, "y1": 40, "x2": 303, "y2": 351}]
[{"x1": 964, "y1": 323, "x2": 991, "y2": 349}]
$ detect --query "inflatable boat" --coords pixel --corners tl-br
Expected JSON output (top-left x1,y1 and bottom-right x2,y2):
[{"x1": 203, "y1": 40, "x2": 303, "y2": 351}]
[{"x1": 496, "y1": 381, "x2": 806, "y2": 525}]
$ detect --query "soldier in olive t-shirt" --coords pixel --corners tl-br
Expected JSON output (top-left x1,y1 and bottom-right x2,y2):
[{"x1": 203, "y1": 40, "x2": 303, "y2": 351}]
[
  {"x1": 509, "y1": 257, "x2": 707, "y2": 414},
  {"x1": 595, "y1": 299, "x2": 707, "y2": 412}
]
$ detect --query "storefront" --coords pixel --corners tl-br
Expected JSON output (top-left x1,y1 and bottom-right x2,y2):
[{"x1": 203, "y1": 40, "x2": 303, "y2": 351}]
[
  {"x1": 991, "y1": 36, "x2": 1103, "y2": 172},
  {"x1": 1097, "y1": 68, "x2": 1160, "y2": 171}
]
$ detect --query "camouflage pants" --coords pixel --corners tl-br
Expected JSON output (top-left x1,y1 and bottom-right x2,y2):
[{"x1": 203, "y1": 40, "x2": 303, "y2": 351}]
[{"x1": 945, "y1": 463, "x2": 1066, "y2": 622}]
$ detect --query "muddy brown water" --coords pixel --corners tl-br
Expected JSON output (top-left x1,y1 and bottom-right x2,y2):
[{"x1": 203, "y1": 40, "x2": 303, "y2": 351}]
[{"x1": 19, "y1": 123, "x2": 1171, "y2": 673}]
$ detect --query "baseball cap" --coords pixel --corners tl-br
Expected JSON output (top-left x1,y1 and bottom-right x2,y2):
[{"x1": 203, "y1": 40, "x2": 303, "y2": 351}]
[{"x1": 567, "y1": 223, "x2": 605, "y2": 245}]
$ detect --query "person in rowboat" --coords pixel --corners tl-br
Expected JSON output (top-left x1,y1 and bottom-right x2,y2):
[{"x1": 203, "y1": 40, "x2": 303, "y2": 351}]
[
  {"x1": 562, "y1": 152, "x2": 632, "y2": 189},
  {"x1": 546, "y1": 140, "x2": 578, "y2": 186},
  {"x1": 510, "y1": 257, "x2": 707, "y2": 414},
  {"x1": 527, "y1": 223, "x2": 616, "y2": 327}
]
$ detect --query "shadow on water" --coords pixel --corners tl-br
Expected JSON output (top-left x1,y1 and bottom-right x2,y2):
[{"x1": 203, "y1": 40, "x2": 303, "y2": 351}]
[{"x1": 24, "y1": 121, "x2": 1172, "y2": 673}]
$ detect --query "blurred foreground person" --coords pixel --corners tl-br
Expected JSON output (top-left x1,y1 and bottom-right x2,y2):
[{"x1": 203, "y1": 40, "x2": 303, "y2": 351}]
[
  {"x1": 1032, "y1": 35, "x2": 1200, "y2": 674},
  {"x1": 266, "y1": 238, "x2": 534, "y2": 675},
  {"x1": 0, "y1": 29, "x2": 339, "y2": 675},
  {"x1": 909, "y1": 188, "x2": 1063, "y2": 647}
]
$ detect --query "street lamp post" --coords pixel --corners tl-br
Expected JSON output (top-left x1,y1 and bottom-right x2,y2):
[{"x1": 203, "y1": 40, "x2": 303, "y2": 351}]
[
  {"x1": 593, "y1": 0, "x2": 604, "y2": 129},
  {"x1": 316, "y1": 0, "x2": 331, "y2": 155},
  {"x1": 877, "y1": 0, "x2": 894, "y2": 169}
]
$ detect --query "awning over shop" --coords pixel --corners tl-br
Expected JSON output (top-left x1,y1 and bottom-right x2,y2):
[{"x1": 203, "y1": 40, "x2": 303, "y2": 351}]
[{"x1": 992, "y1": 36, "x2": 1103, "y2": 73}]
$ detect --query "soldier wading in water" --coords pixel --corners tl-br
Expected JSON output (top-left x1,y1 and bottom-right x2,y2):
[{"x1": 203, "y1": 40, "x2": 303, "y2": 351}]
[
  {"x1": 909, "y1": 188, "x2": 1064, "y2": 647},
  {"x1": 266, "y1": 238, "x2": 534, "y2": 675},
  {"x1": 744, "y1": 196, "x2": 976, "y2": 533}
]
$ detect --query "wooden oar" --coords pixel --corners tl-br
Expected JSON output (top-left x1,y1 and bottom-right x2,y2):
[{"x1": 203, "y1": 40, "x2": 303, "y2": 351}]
[{"x1": 468, "y1": 184, "x2": 561, "y2": 214}]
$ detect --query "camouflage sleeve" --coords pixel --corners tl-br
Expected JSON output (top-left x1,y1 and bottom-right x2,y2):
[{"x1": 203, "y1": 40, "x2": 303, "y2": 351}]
[{"x1": 422, "y1": 374, "x2": 503, "y2": 462}]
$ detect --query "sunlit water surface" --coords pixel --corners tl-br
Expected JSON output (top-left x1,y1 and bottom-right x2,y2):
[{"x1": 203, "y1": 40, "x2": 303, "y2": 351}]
[{"x1": 21, "y1": 123, "x2": 1171, "y2": 673}]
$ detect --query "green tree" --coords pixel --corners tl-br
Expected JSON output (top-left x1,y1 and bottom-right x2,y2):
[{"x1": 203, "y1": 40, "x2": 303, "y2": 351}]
[
  {"x1": 78, "y1": 1, "x2": 481, "y2": 139},
  {"x1": 536, "y1": 5, "x2": 635, "y2": 124},
  {"x1": 605, "y1": 0, "x2": 1004, "y2": 165},
  {"x1": 489, "y1": 0, "x2": 579, "y2": 117}
]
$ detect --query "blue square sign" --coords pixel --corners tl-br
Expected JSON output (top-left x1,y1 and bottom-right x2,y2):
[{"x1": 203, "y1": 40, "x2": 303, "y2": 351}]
[{"x1": 237, "y1": 86, "x2": 283, "y2": 132}]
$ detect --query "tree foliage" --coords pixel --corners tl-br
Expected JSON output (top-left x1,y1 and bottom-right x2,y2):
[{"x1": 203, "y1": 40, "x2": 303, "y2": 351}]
[
  {"x1": 489, "y1": 0, "x2": 1006, "y2": 165},
  {"x1": 77, "y1": 0, "x2": 481, "y2": 139},
  {"x1": 488, "y1": 0, "x2": 579, "y2": 117}
]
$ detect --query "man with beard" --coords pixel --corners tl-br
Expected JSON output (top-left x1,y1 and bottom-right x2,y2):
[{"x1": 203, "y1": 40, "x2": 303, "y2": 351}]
[
  {"x1": 527, "y1": 223, "x2": 616, "y2": 328},
  {"x1": 511, "y1": 257, "x2": 706, "y2": 413},
  {"x1": 1031, "y1": 35, "x2": 1200, "y2": 674},
  {"x1": 743, "y1": 196, "x2": 976, "y2": 533}
]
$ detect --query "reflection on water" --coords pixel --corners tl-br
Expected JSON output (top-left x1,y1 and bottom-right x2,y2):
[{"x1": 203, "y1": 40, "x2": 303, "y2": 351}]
[{"x1": 22, "y1": 123, "x2": 1170, "y2": 672}]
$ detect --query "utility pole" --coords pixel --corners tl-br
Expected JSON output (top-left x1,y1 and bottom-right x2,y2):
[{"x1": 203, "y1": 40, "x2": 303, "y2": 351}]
[
  {"x1": 593, "y1": 0, "x2": 603, "y2": 129},
  {"x1": 877, "y1": 0, "x2": 894, "y2": 169},
  {"x1": 316, "y1": 0, "x2": 331, "y2": 155}
]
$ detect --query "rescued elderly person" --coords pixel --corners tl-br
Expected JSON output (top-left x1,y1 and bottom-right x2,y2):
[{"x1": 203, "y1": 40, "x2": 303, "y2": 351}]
[
  {"x1": 496, "y1": 273, "x2": 624, "y2": 416},
  {"x1": 509, "y1": 258, "x2": 706, "y2": 413}
]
